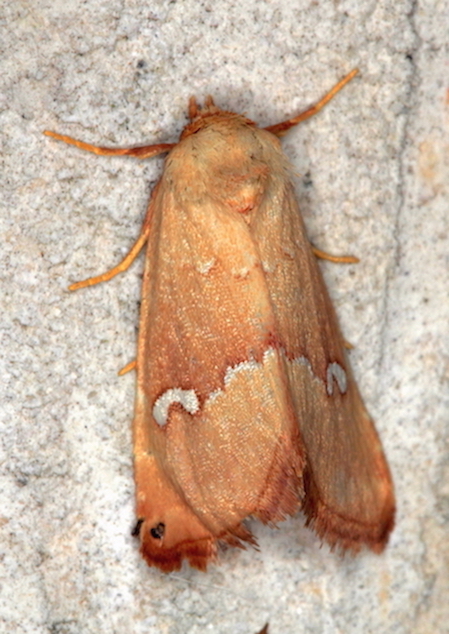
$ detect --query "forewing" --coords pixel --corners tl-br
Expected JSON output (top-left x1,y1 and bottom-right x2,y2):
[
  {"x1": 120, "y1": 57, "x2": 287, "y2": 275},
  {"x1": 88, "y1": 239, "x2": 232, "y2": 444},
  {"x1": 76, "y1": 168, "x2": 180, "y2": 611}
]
[
  {"x1": 133, "y1": 127, "x2": 305, "y2": 571},
  {"x1": 250, "y1": 145, "x2": 395, "y2": 551}
]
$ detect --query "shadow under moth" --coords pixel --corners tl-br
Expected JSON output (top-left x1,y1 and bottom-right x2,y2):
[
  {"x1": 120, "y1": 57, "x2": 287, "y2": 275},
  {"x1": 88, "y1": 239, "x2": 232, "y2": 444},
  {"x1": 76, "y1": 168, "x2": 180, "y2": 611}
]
[{"x1": 45, "y1": 68, "x2": 395, "y2": 572}]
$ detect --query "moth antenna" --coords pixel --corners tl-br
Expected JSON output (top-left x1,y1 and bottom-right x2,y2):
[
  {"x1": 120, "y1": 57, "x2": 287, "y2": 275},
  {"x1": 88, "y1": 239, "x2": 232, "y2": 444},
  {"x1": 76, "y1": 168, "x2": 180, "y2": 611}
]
[
  {"x1": 204, "y1": 95, "x2": 215, "y2": 108},
  {"x1": 43, "y1": 130, "x2": 174, "y2": 159},
  {"x1": 265, "y1": 68, "x2": 359, "y2": 137}
]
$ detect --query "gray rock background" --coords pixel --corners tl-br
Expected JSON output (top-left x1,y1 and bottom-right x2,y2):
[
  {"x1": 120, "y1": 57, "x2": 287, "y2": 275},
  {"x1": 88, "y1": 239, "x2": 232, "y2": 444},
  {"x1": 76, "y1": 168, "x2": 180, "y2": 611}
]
[{"x1": 1, "y1": 1, "x2": 448, "y2": 633}]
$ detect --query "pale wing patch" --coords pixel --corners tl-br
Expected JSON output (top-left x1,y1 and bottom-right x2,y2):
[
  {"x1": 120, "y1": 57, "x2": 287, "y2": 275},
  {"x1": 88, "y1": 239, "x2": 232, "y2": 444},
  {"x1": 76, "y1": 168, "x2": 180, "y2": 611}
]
[
  {"x1": 196, "y1": 258, "x2": 216, "y2": 275},
  {"x1": 291, "y1": 357, "x2": 347, "y2": 397},
  {"x1": 153, "y1": 388, "x2": 200, "y2": 426},
  {"x1": 162, "y1": 346, "x2": 302, "y2": 532},
  {"x1": 230, "y1": 251, "x2": 258, "y2": 279},
  {"x1": 281, "y1": 244, "x2": 295, "y2": 259},
  {"x1": 230, "y1": 266, "x2": 251, "y2": 279},
  {"x1": 261, "y1": 259, "x2": 276, "y2": 273},
  {"x1": 206, "y1": 350, "x2": 274, "y2": 404},
  {"x1": 326, "y1": 361, "x2": 348, "y2": 395},
  {"x1": 290, "y1": 354, "x2": 313, "y2": 374},
  {"x1": 224, "y1": 354, "x2": 270, "y2": 385}
]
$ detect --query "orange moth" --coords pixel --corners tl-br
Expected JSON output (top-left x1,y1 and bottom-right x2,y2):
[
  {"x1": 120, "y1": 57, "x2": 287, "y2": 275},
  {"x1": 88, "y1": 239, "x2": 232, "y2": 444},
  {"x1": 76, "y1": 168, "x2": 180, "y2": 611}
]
[{"x1": 45, "y1": 68, "x2": 395, "y2": 572}]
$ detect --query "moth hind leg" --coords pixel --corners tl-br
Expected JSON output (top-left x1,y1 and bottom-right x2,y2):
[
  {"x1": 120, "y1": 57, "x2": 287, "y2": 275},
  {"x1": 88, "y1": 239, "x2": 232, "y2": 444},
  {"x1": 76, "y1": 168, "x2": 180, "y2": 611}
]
[
  {"x1": 312, "y1": 246, "x2": 359, "y2": 264},
  {"x1": 68, "y1": 229, "x2": 150, "y2": 291}
]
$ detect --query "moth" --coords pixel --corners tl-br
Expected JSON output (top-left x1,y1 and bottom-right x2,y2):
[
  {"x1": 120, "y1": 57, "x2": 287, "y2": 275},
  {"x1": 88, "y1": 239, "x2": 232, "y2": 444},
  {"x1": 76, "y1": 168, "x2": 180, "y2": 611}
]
[{"x1": 45, "y1": 69, "x2": 395, "y2": 572}]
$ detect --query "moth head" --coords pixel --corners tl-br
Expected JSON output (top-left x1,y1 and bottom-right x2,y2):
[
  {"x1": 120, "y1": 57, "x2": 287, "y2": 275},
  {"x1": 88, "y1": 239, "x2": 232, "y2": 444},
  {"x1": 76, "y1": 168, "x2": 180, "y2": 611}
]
[{"x1": 180, "y1": 95, "x2": 256, "y2": 141}]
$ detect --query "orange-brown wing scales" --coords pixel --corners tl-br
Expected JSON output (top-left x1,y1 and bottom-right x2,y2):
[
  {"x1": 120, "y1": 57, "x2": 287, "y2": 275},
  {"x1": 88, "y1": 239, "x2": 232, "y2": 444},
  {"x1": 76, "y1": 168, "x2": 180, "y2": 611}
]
[
  {"x1": 133, "y1": 115, "x2": 394, "y2": 571},
  {"x1": 161, "y1": 348, "x2": 304, "y2": 527},
  {"x1": 133, "y1": 121, "x2": 306, "y2": 571},
  {"x1": 288, "y1": 361, "x2": 395, "y2": 552},
  {"x1": 250, "y1": 136, "x2": 395, "y2": 551},
  {"x1": 134, "y1": 449, "x2": 216, "y2": 572},
  {"x1": 134, "y1": 348, "x2": 304, "y2": 571}
]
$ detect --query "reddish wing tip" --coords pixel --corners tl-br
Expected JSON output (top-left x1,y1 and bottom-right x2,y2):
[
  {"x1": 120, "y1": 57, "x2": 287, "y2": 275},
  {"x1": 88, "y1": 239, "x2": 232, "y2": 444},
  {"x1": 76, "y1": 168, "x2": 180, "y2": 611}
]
[
  {"x1": 137, "y1": 517, "x2": 258, "y2": 572},
  {"x1": 303, "y1": 483, "x2": 396, "y2": 554},
  {"x1": 140, "y1": 529, "x2": 217, "y2": 573}
]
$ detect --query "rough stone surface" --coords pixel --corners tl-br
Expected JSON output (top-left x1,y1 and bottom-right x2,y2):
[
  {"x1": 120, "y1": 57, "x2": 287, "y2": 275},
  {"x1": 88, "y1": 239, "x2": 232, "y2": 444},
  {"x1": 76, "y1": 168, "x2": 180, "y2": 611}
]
[{"x1": 1, "y1": 1, "x2": 448, "y2": 633}]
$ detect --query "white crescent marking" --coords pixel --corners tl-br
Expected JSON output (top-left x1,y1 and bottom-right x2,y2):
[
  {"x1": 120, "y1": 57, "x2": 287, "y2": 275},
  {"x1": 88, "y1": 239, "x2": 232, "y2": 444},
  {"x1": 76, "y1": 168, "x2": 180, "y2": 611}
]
[
  {"x1": 152, "y1": 388, "x2": 200, "y2": 427},
  {"x1": 326, "y1": 362, "x2": 348, "y2": 395}
]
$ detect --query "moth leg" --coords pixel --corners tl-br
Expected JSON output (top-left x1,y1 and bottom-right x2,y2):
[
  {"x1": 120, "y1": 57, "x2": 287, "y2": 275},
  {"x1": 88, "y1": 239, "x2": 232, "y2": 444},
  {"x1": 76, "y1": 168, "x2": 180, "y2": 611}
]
[
  {"x1": 68, "y1": 227, "x2": 150, "y2": 291},
  {"x1": 265, "y1": 68, "x2": 359, "y2": 137},
  {"x1": 312, "y1": 246, "x2": 359, "y2": 264},
  {"x1": 118, "y1": 359, "x2": 137, "y2": 376},
  {"x1": 45, "y1": 129, "x2": 166, "y2": 291},
  {"x1": 312, "y1": 246, "x2": 357, "y2": 349},
  {"x1": 44, "y1": 130, "x2": 174, "y2": 159}
]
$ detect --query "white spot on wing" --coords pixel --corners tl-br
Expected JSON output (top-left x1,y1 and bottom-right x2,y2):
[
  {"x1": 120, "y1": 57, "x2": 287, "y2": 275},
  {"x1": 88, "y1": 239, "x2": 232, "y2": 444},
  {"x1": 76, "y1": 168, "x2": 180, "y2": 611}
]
[
  {"x1": 261, "y1": 260, "x2": 276, "y2": 273},
  {"x1": 197, "y1": 258, "x2": 216, "y2": 275},
  {"x1": 281, "y1": 244, "x2": 295, "y2": 259},
  {"x1": 152, "y1": 388, "x2": 200, "y2": 426},
  {"x1": 326, "y1": 362, "x2": 348, "y2": 396},
  {"x1": 231, "y1": 266, "x2": 251, "y2": 278}
]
